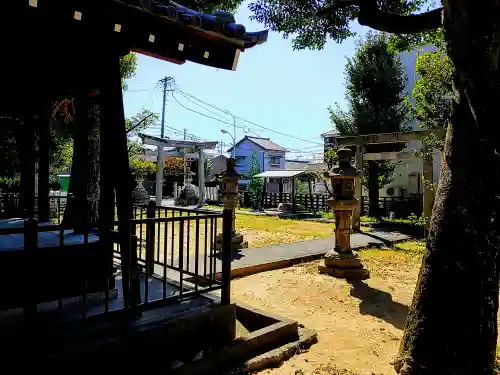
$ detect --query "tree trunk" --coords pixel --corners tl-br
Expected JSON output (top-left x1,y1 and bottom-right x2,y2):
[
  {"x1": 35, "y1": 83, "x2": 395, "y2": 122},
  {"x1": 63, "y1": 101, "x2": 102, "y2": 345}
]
[
  {"x1": 367, "y1": 161, "x2": 380, "y2": 218},
  {"x1": 394, "y1": 2, "x2": 500, "y2": 374},
  {"x1": 62, "y1": 103, "x2": 99, "y2": 231}
]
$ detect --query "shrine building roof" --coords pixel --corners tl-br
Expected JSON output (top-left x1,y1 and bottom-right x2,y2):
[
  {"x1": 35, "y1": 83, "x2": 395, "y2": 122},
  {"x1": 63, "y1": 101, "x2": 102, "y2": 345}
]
[{"x1": 22, "y1": 0, "x2": 268, "y2": 71}]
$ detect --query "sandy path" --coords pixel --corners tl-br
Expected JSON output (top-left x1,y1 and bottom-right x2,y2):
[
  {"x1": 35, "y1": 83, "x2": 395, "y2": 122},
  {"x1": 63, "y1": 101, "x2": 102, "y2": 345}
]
[{"x1": 231, "y1": 252, "x2": 421, "y2": 375}]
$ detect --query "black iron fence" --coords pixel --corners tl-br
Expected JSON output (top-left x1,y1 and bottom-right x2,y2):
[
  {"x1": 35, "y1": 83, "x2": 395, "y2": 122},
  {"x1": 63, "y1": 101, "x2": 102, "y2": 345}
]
[
  {"x1": 0, "y1": 203, "x2": 232, "y2": 323},
  {"x1": 112, "y1": 203, "x2": 228, "y2": 310},
  {"x1": 361, "y1": 196, "x2": 423, "y2": 218},
  {"x1": 262, "y1": 192, "x2": 331, "y2": 211},
  {"x1": 0, "y1": 193, "x2": 71, "y2": 223}
]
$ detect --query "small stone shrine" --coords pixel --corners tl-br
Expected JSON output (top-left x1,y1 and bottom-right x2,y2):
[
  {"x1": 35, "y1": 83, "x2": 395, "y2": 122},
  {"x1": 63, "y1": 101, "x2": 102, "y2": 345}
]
[
  {"x1": 176, "y1": 174, "x2": 200, "y2": 206},
  {"x1": 215, "y1": 158, "x2": 248, "y2": 251},
  {"x1": 318, "y1": 148, "x2": 369, "y2": 280}
]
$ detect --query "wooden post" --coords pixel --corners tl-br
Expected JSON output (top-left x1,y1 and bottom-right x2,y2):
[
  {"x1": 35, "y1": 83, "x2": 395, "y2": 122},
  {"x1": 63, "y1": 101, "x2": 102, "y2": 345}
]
[
  {"x1": 24, "y1": 218, "x2": 38, "y2": 316},
  {"x1": 99, "y1": 79, "x2": 116, "y2": 301},
  {"x1": 260, "y1": 177, "x2": 267, "y2": 208},
  {"x1": 221, "y1": 208, "x2": 232, "y2": 305},
  {"x1": 37, "y1": 119, "x2": 50, "y2": 222},
  {"x1": 146, "y1": 200, "x2": 156, "y2": 276},
  {"x1": 353, "y1": 141, "x2": 364, "y2": 230},
  {"x1": 100, "y1": 49, "x2": 141, "y2": 310}
]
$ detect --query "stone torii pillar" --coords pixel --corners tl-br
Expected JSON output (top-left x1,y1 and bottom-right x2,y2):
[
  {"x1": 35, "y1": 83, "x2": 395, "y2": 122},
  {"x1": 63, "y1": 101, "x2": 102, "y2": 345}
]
[
  {"x1": 198, "y1": 147, "x2": 205, "y2": 205},
  {"x1": 353, "y1": 138, "x2": 364, "y2": 231},
  {"x1": 155, "y1": 145, "x2": 164, "y2": 206}
]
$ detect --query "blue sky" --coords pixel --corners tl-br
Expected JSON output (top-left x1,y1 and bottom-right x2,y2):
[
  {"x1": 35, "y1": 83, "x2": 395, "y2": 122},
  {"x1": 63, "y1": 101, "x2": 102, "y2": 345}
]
[{"x1": 123, "y1": 3, "x2": 369, "y2": 160}]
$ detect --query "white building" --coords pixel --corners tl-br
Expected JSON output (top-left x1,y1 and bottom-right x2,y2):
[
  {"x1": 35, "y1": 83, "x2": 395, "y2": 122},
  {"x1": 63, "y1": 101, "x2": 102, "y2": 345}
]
[{"x1": 381, "y1": 46, "x2": 441, "y2": 197}]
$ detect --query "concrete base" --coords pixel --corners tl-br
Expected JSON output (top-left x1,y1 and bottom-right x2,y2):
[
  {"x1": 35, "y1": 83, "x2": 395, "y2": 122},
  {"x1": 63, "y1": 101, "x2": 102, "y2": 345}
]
[
  {"x1": 318, "y1": 259, "x2": 370, "y2": 280},
  {"x1": 320, "y1": 249, "x2": 369, "y2": 280},
  {"x1": 215, "y1": 232, "x2": 248, "y2": 251}
]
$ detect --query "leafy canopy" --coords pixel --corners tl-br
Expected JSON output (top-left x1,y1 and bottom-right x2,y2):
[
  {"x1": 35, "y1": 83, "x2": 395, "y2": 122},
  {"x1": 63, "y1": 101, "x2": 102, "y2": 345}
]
[
  {"x1": 247, "y1": 0, "x2": 429, "y2": 50},
  {"x1": 246, "y1": 152, "x2": 264, "y2": 207},
  {"x1": 328, "y1": 32, "x2": 410, "y2": 188},
  {"x1": 410, "y1": 33, "x2": 453, "y2": 157}
]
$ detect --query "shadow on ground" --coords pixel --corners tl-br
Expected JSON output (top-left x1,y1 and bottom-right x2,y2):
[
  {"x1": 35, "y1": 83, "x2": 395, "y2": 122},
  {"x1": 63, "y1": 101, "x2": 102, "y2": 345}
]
[
  {"x1": 348, "y1": 281, "x2": 409, "y2": 329},
  {"x1": 215, "y1": 249, "x2": 246, "y2": 262}
]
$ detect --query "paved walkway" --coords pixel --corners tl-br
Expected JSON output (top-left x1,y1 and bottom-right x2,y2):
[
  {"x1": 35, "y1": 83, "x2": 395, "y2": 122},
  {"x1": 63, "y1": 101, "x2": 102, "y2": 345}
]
[{"x1": 163, "y1": 229, "x2": 413, "y2": 280}]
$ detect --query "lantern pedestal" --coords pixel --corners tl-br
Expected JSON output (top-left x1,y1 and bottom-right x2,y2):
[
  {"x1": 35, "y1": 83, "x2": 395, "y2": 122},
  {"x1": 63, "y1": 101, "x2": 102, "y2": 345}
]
[
  {"x1": 318, "y1": 202, "x2": 369, "y2": 280},
  {"x1": 215, "y1": 231, "x2": 248, "y2": 251},
  {"x1": 319, "y1": 148, "x2": 369, "y2": 280},
  {"x1": 213, "y1": 158, "x2": 248, "y2": 251}
]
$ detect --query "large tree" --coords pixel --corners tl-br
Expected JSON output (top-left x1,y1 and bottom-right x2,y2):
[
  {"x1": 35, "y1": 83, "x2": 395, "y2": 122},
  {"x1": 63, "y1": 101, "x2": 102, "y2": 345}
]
[
  {"x1": 244, "y1": 0, "x2": 500, "y2": 373},
  {"x1": 63, "y1": 53, "x2": 158, "y2": 229},
  {"x1": 329, "y1": 32, "x2": 410, "y2": 218}
]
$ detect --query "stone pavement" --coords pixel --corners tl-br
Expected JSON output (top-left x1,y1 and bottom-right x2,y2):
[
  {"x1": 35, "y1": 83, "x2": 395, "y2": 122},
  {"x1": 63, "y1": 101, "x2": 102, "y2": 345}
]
[{"x1": 169, "y1": 229, "x2": 413, "y2": 280}]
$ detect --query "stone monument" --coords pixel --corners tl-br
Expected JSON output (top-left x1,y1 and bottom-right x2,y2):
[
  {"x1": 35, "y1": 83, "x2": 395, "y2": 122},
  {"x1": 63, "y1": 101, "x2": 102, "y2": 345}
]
[
  {"x1": 318, "y1": 148, "x2": 369, "y2": 280},
  {"x1": 215, "y1": 158, "x2": 248, "y2": 251}
]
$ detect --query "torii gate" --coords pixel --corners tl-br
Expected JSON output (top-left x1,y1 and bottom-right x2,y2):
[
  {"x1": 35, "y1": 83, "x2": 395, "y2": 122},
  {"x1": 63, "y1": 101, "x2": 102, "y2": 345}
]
[
  {"x1": 329, "y1": 129, "x2": 446, "y2": 232},
  {"x1": 139, "y1": 133, "x2": 218, "y2": 205}
]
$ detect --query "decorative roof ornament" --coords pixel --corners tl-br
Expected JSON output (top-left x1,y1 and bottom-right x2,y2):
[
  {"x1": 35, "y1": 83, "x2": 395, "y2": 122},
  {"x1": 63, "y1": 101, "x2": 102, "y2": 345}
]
[{"x1": 128, "y1": 0, "x2": 268, "y2": 48}]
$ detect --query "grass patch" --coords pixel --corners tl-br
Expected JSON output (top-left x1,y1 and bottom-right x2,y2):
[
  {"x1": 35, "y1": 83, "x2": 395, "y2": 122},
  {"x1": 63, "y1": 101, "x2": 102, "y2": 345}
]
[
  {"x1": 360, "y1": 215, "x2": 379, "y2": 223},
  {"x1": 204, "y1": 205, "x2": 253, "y2": 212},
  {"x1": 236, "y1": 215, "x2": 332, "y2": 248}
]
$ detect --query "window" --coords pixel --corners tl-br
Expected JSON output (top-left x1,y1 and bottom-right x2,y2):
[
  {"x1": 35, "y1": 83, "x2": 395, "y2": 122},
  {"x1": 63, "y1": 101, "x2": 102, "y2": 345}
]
[
  {"x1": 269, "y1": 156, "x2": 281, "y2": 166},
  {"x1": 235, "y1": 156, "x2": 246, "y2": 162}
]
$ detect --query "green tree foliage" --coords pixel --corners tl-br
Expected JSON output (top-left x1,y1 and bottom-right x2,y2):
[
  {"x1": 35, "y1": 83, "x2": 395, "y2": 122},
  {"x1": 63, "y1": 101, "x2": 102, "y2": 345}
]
[
  {"x1": 411, "y1": 37, "x2": 453, "y2": 159},
  {"x1": 246, "y1": 152, "x2": 263, "y2": 208},
  {"x1": 295, "y1": 177, "x2": 307, "y2": 195},
  {"x1": 120, "y1": 53, "x2": 138, "y2": 90},
  {"x1": 130, "y1": 156, "x2": 156, "y2": 176},
  {"x1": 247, "y1": 0, "x2": 428, "y2": 50},
  {"x1": 126, "y1": 109, "x2": 159, "y2": 158},
  {"x1": 328, "y1": 32, "x2": 410, "y2": 217}
]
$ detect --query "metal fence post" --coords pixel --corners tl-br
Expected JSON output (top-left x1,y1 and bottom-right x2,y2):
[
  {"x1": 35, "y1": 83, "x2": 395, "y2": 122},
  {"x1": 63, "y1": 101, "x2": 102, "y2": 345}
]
[
  {"x1": 145, "y1": 200, "x2": 156, "y2": 277},
  {"x1": 221, "y1": 208, "x2": 232, "y2": 305}
]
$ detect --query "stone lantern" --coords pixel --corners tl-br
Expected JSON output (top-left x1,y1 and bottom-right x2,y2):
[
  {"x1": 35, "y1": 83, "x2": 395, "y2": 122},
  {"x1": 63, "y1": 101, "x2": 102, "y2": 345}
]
[
  {"x1": 318, "y1": 148, "x2": 369, "y2": 280},
  {"x1": 215, "y1": 158, "x2": 248, "y2": 251}
]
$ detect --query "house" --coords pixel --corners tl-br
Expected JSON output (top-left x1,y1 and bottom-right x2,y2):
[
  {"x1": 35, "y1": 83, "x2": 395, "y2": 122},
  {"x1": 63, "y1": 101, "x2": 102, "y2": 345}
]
[
  {"x1": 322, "y1": 45, "x2": 442, "y2": 198},
  {"x1": 262, "y1": 159, "x2": 330, "y2": 195},
  {"x1": 227, "y1": 136, "x2": 287, "y2": 190}
]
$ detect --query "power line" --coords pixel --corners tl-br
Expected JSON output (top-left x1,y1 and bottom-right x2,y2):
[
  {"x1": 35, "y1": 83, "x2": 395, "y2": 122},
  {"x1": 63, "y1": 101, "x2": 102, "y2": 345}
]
[
  {"x1": 172, "y1": 86, "x2": 323, "y2": 146},
  {"x1": 175, "y1": 90, "x2": 231, "y2": 122}
]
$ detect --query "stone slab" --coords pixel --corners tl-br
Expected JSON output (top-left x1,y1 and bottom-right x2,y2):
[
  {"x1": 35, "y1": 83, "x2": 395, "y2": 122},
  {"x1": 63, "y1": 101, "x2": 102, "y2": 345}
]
[{"x1": 318, "y1": 260, "x2": 370, "y2": 280}]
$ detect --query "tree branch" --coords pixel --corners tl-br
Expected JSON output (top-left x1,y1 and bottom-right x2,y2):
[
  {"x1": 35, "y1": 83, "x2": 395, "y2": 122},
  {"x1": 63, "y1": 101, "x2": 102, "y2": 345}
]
[
  {"x1": 357, "y1": 7, "x2": 443, "y2": 34},
  {"x1": 316, "y1": 0, "x2": 443, "y2": 34},
  {"x1": 126, "y1": 113, "x2": 155, "y2": 134}
]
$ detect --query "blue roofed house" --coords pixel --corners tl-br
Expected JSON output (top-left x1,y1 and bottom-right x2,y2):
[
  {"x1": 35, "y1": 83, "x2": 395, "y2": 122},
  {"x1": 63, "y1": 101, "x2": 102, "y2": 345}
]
[{"x1": 227, "y1": 136, "x2": 288, "y2": 191}]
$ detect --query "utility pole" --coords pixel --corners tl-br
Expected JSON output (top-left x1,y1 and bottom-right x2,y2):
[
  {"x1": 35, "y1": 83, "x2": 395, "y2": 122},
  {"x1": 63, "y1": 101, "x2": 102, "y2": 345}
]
[
  {"x1": 155, "y1": 76, "x2": 173, "y2": 205},
  {"x1": 159, "y1": 76, "x2": 173, "y2": 139}
]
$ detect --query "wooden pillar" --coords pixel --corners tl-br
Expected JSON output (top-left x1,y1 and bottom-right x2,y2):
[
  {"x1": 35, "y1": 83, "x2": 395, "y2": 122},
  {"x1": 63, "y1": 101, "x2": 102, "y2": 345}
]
[
  {"x1": 307, "y1": 177, "x2": 314, "y2": 212},
  {"x1": 99, "y1": 79, "x2": 116, "y2": 299},
  {"x1": 100, "y1": 49, "x2": 141, "y2": 310},
  {"x1": 353, "y1": 140, "x2": 364, "y2": 230},
  {"x1": 422, "y1": 150, "x2": 434, "y2": 236},
  {"x1": 20, "y1": 116, "x2": 37, "y2": 218},
  {"x1": 260, "y1": 177, "x2": 267, "y2": 208},
  {"x1": 37, "y1": 119, "x2": 50, "y2": 222}
]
